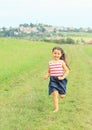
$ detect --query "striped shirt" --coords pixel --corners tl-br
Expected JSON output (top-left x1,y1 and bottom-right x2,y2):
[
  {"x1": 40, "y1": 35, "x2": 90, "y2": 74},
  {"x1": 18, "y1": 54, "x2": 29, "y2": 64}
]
[{"x1": 49, "y1": 60, "x2": 64, "y2": 76}]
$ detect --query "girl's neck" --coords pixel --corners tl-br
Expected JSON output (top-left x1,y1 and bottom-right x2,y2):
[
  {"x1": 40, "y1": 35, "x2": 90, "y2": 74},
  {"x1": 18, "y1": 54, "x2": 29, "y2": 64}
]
[{"x1": 53, "y1": 59, "x2": 60, "y2": 63}]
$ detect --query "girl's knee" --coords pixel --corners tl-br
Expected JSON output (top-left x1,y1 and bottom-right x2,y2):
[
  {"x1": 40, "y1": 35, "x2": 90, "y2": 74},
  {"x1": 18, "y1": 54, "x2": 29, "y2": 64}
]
[{"x1": 60, "y1": 94, "x2": 65, "y2": 98}]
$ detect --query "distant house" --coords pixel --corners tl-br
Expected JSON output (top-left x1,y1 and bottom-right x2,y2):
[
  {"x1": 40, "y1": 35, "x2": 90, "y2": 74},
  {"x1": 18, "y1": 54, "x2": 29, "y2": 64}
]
[{"x1": 87, "y1": 40, "x2": 92, "y2": 45}]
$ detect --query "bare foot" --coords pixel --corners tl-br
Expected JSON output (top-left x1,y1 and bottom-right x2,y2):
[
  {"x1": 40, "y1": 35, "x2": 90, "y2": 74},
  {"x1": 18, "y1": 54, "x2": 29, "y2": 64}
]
[{"x1": 53, "y1": 109, "x2": 58, "y2": 112}]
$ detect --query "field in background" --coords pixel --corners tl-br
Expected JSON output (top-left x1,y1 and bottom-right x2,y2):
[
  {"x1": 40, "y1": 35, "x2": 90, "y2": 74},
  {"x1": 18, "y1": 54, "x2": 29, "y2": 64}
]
[{"x1": 0, "y1": 38, "x2": 92, "y2": 130}]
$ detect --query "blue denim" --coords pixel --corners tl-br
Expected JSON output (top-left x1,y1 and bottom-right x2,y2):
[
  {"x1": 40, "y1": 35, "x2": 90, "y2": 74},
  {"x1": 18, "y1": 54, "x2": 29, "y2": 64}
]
[{"x1": 48, "y1": 76, "x2": 68, "y2": 95}]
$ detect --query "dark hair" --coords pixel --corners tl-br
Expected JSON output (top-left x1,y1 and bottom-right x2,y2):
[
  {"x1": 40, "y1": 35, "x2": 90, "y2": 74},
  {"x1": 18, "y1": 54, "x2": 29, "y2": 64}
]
[{"x1": 52, "y1": 46, "x2": 70, "y2": 69}]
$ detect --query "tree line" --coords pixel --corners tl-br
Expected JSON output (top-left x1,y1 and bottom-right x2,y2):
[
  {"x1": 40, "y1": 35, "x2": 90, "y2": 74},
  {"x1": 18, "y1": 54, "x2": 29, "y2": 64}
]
[{"x1": 0, "y1": 23, "x2": 92, "y2": 44}]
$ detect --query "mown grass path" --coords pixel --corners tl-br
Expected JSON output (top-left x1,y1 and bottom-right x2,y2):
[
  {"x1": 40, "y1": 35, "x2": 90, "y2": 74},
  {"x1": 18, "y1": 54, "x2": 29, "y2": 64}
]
[{"x1": 0, "y1": 38, "x2": 92, "y2": 130}]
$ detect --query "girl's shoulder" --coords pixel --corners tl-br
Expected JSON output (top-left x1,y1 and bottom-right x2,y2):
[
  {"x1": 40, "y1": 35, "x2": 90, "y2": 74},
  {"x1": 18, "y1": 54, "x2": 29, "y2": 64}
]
[
  {"x1": 60, "y1": 60, "x2": 66, "y2": 66},
  {"x1": 49, "y1": 60, "x2": 53, "y2": 64},
  {"x1": 58, "y1": 60, "x2": 64, "y2": 64},
  {"x1": 59, "y1": 59, "x2": 63, "y2": 62}
]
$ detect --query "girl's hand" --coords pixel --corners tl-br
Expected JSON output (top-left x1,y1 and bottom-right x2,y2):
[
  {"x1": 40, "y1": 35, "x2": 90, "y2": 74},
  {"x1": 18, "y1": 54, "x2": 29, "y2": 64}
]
[
  {"x1": 58, "y1": 76, "x2": 64, "y2": 80},
  {"x1": 44, "y1": 74, "x2": 49, "y2": 79}
]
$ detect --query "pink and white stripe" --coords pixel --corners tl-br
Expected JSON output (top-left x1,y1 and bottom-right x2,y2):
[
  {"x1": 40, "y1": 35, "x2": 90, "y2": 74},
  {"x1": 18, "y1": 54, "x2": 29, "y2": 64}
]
[{"x1": 49, "y1": 60, "x2": 64, "y2": 76}]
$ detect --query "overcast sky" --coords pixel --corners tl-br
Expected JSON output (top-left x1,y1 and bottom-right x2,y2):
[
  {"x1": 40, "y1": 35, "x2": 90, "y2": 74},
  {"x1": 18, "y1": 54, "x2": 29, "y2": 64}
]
[{"x1": 0, "y1": 0, "x2": 92, "y2": 28}]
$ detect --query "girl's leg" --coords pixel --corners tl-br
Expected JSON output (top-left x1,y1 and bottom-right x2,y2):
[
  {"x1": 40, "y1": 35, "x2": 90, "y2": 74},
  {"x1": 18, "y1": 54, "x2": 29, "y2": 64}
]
[{"x1": 52, "y1": 90, "x2": 59, "y2": 112}]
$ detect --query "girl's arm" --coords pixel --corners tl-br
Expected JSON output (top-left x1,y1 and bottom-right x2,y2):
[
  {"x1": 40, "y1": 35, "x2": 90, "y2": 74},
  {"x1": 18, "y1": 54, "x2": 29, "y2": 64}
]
[
  {"x1": 44, "y1": 67, "x2": 50, "y2": 79},
  {"x1": 58, "y1": 60, "x2": 69, "y2": 80}
]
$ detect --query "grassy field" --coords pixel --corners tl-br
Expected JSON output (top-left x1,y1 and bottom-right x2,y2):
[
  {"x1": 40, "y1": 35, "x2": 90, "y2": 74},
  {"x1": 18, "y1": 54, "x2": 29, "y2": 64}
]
[{"x1": 0, "y1": 38, "x2": 92, "y2": 130}]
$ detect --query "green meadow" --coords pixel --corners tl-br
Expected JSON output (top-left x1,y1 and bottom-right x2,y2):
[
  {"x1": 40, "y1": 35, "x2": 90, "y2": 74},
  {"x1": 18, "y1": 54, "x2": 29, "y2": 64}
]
[{"x1": 0, "y1": 38, "x2": 92, "y2": 130}]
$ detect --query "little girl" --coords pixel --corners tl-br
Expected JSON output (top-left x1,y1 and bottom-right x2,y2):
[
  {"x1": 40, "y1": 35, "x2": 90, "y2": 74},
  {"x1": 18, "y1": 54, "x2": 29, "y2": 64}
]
[{"x1": 44, "y1": 46, "x2": 69, "y2": 112}]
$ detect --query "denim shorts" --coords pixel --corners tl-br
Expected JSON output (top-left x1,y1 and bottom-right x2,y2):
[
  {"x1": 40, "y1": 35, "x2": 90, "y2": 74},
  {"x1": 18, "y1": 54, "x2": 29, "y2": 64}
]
[{"x1": 48, "y1": 76, "x2": 68, "y2": 95}]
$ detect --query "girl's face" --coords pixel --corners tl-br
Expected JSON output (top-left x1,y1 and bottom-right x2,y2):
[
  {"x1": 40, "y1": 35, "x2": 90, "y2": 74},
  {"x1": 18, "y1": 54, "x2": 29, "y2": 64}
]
[{"x1": 52, "y1": 49, "x2": 62, "y2": 60}]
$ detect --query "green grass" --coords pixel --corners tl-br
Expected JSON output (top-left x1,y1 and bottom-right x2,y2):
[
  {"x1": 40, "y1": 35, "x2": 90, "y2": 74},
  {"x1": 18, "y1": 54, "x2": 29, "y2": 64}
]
[{"x1": 0, "y1": 38, "x2": 92, "y2": 130}]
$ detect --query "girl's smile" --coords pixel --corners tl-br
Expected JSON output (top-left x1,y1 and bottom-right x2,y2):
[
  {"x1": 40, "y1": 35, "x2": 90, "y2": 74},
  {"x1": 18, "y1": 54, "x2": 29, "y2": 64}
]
[{"x1": 52, "y1": 49, "x2": 62, "y2": 60}]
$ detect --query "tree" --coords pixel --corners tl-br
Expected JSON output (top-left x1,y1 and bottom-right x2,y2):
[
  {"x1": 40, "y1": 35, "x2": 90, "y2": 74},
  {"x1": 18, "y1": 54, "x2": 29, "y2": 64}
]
[
  {"x1": 30, "y1": 23, "x2": 34, "y2": 27},
  {"x1": 66, "y1": 38, "x2": 75, "y2": 44}
]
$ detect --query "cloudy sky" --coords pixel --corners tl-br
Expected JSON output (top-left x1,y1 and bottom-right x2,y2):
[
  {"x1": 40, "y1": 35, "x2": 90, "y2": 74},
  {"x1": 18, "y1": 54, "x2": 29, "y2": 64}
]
[{"x1": 0, "y1": 0, "x2": 92, "y2": 28}]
